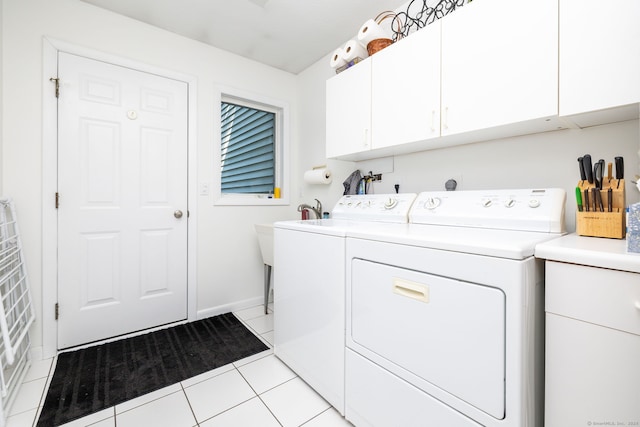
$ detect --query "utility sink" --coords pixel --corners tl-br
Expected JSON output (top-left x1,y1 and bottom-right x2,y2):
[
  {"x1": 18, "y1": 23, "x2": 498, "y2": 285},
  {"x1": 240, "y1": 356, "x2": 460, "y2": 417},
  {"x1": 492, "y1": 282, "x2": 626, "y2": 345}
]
[{"x1": 254, "y1": 223, "x2": 274, "y2": 267}]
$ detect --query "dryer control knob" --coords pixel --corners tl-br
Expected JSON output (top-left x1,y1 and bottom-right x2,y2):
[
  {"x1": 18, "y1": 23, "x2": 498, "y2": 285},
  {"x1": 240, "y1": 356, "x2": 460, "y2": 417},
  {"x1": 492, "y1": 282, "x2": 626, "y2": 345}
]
[
  {"x1": 384, "y1": 198, "x2": 398, "y2": 209},
  {"x1": 424, "y1": 197, "x2": 441, "y2": 210},
  {"x1": 528, "y1": 199, "x2": 541, "y2": 208},
  {"x1": 504, "y1": 198, "x2": 516, "y2": 208},
  {"x1": 482, "y1": 198, "x2": 493, "y2": 207}
]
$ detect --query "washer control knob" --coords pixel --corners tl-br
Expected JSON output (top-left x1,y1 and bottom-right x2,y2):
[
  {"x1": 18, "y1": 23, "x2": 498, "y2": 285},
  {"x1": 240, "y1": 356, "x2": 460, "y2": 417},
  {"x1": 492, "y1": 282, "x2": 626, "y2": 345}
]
[
  {"x1": 504, "y1": 198, "x2": 516, "y2": 208},
  {"x1": 424, "y1": 197, "x2": 441, "y2": 210},
  {"x1": 528, "y1": 199, "x2": 541, "y2": 208},
  {"x1": 384, "y1": 198, "x2": 398, "y2": 210},
  {"x1": 482, "y1": 198, "x2": 493, "y2": 208}
]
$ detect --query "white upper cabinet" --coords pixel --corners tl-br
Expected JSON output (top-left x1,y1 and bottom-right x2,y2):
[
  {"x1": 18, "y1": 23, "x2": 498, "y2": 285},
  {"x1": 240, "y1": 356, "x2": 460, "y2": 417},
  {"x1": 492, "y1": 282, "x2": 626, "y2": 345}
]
[
  {"x1": 441, "y1": 0, "x2": 559, "y2": 136},
  {"x1": 326, "y1": 58, "x2": 372, "y2": 158},
  {"x1": 326, "y1": 0, "x2": 567, "y2": 161},
  {"x1": 371, "y1": 20, "x2": 441, "y2": 150},
  {"x1": 559, "y1": 0, "x2": 640, "y2": 127}
]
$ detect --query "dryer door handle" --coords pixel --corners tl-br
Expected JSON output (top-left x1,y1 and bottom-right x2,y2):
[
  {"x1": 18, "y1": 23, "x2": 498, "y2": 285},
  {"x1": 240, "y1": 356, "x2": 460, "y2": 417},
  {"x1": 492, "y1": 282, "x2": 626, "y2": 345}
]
[{"x1": 392, "y1": 279, "x2": 430, "y2": 303}]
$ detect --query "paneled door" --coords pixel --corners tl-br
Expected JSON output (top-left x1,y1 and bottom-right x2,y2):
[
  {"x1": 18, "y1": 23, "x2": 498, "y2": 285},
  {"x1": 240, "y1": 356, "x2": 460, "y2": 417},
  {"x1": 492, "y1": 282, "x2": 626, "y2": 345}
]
[{"x1": 57, "y1": 52, "x2": 188, "y2": 349}]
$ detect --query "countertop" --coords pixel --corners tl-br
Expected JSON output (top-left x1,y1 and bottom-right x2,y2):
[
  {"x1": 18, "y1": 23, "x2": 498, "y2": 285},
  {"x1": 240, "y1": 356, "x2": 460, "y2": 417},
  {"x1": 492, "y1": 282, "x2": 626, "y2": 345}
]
[{"x1": 535, "y1": 233, "x2": 640, "y2": 274}]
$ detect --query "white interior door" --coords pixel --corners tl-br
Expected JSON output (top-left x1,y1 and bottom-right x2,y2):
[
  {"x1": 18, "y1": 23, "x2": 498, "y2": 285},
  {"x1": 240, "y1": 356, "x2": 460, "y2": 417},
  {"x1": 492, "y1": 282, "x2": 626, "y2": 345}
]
[{"x1": 57, "y1": 52, "x2": 189, "y2": 349}]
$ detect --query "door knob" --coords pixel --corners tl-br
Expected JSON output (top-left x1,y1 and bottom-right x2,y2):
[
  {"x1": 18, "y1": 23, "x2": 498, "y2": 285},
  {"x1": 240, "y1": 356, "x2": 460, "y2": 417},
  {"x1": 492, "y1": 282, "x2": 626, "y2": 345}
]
[{"x1": 174, "y1": 210, "x2": 183, "y2": 219}]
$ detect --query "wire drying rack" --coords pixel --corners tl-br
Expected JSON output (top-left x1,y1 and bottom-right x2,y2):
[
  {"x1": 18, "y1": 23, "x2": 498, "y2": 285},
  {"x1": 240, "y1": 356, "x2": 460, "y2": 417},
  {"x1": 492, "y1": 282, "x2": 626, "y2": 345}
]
[{"x1": 0, "y1": 198, "x2": 34, "y2": 425}]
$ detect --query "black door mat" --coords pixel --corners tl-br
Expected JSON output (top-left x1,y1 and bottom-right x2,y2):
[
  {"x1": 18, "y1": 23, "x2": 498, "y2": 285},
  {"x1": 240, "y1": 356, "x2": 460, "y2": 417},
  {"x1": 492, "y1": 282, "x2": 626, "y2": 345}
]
[{"x1": 37, "y1": 312, "x2": 269, "y2": 426}]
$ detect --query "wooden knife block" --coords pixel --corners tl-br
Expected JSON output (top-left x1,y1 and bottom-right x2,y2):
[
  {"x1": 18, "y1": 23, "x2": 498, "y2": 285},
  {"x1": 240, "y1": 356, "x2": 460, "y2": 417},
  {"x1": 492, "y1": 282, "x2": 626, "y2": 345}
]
[{"x1": 576, "y1": 179, "x2": 626, "y2": 239}]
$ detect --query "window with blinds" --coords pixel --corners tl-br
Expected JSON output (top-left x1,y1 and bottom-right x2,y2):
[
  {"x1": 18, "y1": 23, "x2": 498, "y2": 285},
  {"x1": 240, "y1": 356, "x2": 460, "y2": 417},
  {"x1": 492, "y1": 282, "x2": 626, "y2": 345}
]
[
  {"x1": 220, "y1": 101, "x2": 276, "y2": 194},
  {"x1": 215, "y1": 88, "x2": 289, "y2": 206}
]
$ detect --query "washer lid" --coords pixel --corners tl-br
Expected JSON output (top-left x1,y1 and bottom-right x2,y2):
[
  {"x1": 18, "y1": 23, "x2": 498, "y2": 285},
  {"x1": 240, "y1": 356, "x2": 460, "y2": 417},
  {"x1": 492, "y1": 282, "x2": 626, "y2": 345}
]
[{"x1": 274, "y1": 218, "x2": 354, "y2": 236}]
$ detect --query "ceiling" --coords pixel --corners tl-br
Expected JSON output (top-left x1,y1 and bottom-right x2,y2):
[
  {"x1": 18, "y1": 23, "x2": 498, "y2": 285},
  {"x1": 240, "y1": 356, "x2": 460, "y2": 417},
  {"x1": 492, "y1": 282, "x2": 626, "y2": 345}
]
[{"x1": 81, "y1": 0, "x2": 409, "y2": 74}]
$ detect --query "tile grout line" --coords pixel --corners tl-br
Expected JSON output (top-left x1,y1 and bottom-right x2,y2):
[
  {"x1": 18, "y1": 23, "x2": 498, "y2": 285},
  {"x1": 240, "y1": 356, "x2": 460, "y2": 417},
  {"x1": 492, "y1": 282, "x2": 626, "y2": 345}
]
[{"x1": 236, "y1": 365, "x2": 286, "y2": 427}]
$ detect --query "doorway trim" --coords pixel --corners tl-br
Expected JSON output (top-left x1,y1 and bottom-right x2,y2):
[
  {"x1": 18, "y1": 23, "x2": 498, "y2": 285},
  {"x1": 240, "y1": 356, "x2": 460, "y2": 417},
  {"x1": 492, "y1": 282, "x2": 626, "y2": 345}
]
[{"x1": 42, "y1": 37, "x2": 198, "y2": 359}]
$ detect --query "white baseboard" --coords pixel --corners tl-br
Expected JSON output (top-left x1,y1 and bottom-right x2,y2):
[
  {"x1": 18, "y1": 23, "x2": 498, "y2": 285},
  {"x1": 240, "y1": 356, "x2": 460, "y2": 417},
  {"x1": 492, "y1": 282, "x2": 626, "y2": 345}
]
[{"x1": 197, "y1": 296, "x2": 264, "y2": 320}]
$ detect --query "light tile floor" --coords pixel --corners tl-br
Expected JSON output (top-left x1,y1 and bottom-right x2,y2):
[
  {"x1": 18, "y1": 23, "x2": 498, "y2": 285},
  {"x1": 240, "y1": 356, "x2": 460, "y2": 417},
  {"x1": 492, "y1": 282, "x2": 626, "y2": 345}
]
[{"x1": 6, "y1": 305, "x2": 352, "y2": 427}]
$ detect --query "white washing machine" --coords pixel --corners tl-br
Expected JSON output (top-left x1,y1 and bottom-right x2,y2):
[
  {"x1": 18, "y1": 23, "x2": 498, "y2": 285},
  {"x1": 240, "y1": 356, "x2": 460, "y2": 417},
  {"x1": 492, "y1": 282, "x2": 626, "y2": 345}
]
[
  {"x1": 273, "y1": 193, "x2": 417, "y2": 415},
  {"x1": 344, "y1": 189, "x2": 566, "y2": 427}
]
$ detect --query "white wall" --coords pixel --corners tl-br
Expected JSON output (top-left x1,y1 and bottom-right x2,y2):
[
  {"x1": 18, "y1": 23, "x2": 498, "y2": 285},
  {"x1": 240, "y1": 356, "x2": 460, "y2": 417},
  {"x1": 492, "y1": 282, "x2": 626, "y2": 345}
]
[
  {"x1": 3, "y1": 0, "x2": 640, "y2": 352},
  {"x1": 1, "y1": 0, "x2": 303, "y2": 349},
  {"x1": 297, "y1": 52, "x2": 640, "y2": 232}
]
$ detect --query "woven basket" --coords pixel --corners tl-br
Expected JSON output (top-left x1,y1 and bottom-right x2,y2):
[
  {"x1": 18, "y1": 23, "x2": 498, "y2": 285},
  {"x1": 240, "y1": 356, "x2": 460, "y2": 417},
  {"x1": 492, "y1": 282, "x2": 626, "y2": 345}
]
[{"x1": 367, "y1": 38, "x2": 393, "y2": 56}]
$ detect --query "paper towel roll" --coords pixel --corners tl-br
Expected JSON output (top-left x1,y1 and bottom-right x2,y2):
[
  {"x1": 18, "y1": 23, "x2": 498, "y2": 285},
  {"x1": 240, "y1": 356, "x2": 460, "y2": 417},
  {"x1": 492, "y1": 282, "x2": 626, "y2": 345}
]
[
  {"x1": 304, "y1": 168, "x2": 332, "y2": 185},
  {"x1": 357, "y1": 19, "x2": 392, "y2": 45},
  {"x1": 341, "y1": 39, "x2": 368, "y2": 62},
  {"x1": 329, "y1": 48, "x2": 347, "y2": 69}
]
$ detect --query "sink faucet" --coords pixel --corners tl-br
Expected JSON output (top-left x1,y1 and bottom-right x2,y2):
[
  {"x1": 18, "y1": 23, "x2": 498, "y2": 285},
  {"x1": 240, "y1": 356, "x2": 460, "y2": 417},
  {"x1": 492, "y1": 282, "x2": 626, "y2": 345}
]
[{"x1": 297, "y1": 199, "x2": 323, "y2": 219}]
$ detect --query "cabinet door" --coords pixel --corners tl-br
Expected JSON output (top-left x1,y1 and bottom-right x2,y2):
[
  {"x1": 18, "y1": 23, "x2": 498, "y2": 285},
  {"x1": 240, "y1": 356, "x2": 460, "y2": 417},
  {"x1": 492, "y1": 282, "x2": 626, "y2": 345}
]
[
  {"x1": 545, "y1": 313, "x2": 640, "y2": 426},
  {"x1": 559, "y1": 0, "x2": 640, "y2": 121},
  {"x1": 441, "y1": 0, "x2": 558, "y2": 136},
  {"x1": 371, "y1": 21, "x2": 441, "y2": 149},
  {"x1": 326, "y1": 59, "x2": 372, "y2": 158}
]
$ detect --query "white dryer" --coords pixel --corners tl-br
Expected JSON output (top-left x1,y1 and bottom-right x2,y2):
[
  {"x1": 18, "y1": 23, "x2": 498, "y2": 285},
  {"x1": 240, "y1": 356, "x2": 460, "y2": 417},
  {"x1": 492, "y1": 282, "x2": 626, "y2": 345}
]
[
  {"x1": 344, "y1": 189, "x2": 566, "y2": 427},
  {"x1": 273, "y1": 193, "x2": 417, "y2": 414}
]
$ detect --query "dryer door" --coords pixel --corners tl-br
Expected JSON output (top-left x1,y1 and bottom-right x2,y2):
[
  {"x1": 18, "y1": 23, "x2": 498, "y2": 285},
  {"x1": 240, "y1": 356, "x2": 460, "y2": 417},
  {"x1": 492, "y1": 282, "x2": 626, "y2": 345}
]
[{"x1": 350, "y1": 259, "x2": 506, "y2": 419}]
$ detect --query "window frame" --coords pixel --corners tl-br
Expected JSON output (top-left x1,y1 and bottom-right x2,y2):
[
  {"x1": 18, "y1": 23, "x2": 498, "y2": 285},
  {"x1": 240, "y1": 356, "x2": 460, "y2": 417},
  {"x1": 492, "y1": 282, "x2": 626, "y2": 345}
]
[{"x1": 213, "y1": 86, "x2": 290, "y2": 206}]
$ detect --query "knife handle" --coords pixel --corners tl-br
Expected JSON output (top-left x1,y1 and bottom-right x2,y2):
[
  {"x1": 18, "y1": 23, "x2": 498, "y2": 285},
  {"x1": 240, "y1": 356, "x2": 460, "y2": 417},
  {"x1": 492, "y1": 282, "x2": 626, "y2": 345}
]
[
  {"x1": 594, "y1": 161, "x2": 603, "y2": 189},
  {"x1": 583, "y1": 189, "x2": 590, "y2": 212},
  {"x1": 583, "y1": 155, "x2": 593, "y2": 184},
  {"x1": 575, "y1": 187, "x2": 583, "y2": 212},
  {"x1": 577, "y1": 157, "x2": 586, "y2": 181},
  {"x1": 615, "y1": 156, "x2": 624, "y2": 179},
  {"x1": 596, "y1": 189, "x2": 604, "y2": 212},
  {"x1": 607, "y1": 162, "x2": 613, "y2": 182}
]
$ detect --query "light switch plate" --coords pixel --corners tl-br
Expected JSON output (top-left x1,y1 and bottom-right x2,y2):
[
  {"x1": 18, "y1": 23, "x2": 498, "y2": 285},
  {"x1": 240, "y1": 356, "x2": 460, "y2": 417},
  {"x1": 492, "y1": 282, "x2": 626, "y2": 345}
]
[{"x1": 199, "y1": 182, "x2": 210, "y2": 196}]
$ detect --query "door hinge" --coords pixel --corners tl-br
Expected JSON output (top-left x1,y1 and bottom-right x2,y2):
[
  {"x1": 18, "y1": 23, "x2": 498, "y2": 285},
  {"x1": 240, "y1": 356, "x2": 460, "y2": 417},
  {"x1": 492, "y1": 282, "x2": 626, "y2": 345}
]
[
  {"x1": 55, "y1": 303, "x2": 59, "y2": 320},
  {"x1": 49, "y1": 77, "x2": 60, "y2": 98},
  {"x1": 55, "y1": 192, "x2": 60, "y2": 209}
]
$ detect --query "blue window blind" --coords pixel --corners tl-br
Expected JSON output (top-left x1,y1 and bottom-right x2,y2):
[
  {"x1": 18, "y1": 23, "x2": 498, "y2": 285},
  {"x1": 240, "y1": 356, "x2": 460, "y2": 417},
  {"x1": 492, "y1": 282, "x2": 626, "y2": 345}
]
[{"x1": 221, "y1": 101, "x2": 275, "y2": 194}]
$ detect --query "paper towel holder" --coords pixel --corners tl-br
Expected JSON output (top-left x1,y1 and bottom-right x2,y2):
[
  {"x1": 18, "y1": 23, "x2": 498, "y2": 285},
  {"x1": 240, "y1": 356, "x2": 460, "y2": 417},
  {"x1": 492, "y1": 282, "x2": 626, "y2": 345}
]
[{"x1": 304, "y1": 165, "x2": 332, "y2": 185}]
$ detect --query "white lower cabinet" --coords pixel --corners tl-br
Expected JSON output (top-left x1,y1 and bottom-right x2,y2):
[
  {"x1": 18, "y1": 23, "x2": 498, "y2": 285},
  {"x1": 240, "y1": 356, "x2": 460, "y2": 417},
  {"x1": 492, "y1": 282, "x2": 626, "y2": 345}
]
[{"x1": 545, "y1": 261, "x2": 640, "y2": 426}]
